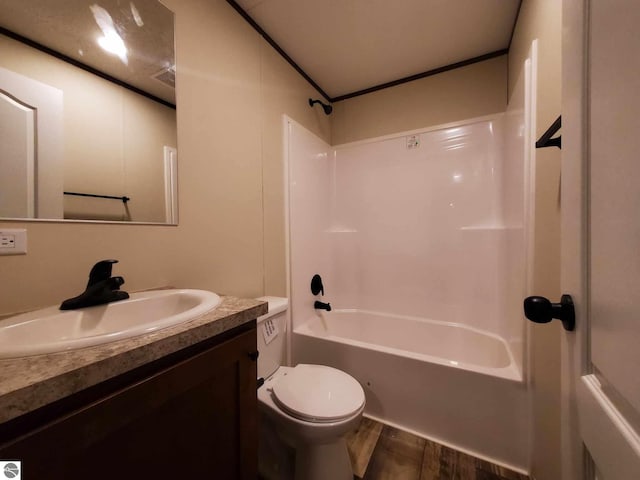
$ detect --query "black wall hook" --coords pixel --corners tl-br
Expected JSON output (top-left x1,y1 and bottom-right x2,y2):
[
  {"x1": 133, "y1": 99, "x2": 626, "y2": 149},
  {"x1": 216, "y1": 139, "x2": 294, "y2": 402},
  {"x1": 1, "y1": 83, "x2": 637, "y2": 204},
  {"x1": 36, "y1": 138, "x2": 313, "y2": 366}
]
[{"x1": 536, "y1": 115, "x2": 561, "y2": 149}]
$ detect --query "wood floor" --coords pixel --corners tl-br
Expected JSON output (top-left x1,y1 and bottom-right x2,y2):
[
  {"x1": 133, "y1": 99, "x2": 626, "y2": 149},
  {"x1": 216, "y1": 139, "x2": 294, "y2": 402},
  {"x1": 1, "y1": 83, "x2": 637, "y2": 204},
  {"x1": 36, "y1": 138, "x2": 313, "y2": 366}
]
[{"x1": 346, "y1": 417, "x2": 529, "y2": 480}]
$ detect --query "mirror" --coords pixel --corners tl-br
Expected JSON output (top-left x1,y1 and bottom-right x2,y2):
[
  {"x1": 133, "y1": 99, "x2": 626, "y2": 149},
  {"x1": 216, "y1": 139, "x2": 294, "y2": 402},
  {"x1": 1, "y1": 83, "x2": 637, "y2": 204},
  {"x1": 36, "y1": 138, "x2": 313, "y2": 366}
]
[{"x1": 0, "y1": 0, "x2": 177, "y2": 223}]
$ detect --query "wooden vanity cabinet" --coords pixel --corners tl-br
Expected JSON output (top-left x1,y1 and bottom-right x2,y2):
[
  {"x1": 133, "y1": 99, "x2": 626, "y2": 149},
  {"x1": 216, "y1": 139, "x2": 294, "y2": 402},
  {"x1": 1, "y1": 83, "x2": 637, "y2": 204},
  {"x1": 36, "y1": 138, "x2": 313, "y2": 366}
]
[{"x1": 0, "y1": 323, "x2": 258, "y2": 480}]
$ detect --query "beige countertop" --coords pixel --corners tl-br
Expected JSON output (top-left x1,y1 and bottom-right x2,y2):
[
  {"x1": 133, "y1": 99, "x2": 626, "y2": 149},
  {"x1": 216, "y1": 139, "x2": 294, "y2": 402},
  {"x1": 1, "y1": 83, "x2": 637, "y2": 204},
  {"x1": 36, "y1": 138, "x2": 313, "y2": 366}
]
[{"x1": 0, "y1": 295, "x2": 267, "y2": 424}]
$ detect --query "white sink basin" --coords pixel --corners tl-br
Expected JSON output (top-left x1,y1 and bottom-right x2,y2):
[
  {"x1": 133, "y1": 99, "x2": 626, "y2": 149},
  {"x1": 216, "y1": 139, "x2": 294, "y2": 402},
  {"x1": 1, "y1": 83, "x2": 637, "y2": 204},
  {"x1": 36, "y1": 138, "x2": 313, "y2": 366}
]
[{"x1": 0, "y1": 289, "x2": 221, "y2": 358}]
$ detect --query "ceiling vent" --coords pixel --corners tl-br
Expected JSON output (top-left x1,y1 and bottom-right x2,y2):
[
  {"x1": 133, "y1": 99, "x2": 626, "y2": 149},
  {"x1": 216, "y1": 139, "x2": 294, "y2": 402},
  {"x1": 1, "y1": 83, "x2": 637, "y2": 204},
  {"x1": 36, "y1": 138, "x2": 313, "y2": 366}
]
[{"x1": 151, "y1": 66, "x2": 175, "y2": 88}]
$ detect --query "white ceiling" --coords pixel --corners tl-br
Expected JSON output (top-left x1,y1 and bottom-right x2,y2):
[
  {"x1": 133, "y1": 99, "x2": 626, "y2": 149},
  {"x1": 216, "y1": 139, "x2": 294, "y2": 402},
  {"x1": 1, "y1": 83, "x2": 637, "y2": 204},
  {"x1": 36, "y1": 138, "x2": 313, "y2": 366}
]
[{"x1": 234, "y1": 0, "x2": 521, "y2": 100}]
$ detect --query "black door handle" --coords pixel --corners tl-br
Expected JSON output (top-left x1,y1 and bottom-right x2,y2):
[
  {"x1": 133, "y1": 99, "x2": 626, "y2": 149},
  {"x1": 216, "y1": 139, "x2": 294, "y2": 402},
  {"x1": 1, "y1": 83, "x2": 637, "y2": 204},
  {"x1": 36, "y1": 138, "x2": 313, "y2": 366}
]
[{"x1": 523, "y1": 294, "x2": 575, "y2": 331}]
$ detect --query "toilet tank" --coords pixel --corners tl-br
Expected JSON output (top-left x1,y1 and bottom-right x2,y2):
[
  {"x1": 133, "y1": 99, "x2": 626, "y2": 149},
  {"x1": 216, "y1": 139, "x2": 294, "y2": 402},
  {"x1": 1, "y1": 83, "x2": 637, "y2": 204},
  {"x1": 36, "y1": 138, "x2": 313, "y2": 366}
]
[{"x1": 256, "y1": 296, "x2": 288, "y2": 380}]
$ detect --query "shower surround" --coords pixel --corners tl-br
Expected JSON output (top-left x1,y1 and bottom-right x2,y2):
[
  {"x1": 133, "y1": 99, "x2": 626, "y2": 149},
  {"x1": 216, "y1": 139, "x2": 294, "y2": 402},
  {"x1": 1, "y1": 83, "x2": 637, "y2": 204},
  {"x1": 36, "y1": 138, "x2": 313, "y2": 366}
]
[{"x1": 286, "y1": 104, "x2": 530, "y2": 471}]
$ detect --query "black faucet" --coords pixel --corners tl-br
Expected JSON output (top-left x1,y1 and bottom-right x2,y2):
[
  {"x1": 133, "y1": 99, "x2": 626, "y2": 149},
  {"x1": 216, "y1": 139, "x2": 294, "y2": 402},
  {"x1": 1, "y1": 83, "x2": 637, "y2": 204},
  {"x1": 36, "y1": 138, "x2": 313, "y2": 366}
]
[
  {"x1": 314, "y1": 301, "x2": 332, "y2": 311},
  {"x1": 60, "y1": 259, "x2": 130, "y2": 310}
]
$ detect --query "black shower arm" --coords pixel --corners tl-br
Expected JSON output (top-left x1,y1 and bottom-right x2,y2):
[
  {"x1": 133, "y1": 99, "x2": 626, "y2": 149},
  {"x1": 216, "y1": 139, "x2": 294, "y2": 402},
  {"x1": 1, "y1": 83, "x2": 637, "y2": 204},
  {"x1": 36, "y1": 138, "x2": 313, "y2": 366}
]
[{"x1": 308, "y1": 98, "x2": 333, "y2": 115}]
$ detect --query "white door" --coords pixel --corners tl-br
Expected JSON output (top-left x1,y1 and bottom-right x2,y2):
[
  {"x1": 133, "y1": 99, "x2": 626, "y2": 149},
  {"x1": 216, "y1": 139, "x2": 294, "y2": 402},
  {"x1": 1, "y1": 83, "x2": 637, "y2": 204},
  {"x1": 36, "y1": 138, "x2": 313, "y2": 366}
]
[
  {"x1": 0, "y1": 88, "x2": 36, "y2": 218},
  {"x1": 0, "y1": 66, "x2": 64, "y2": 219},
  {"x1": 562, "y1": 0, "x2": 640, "y2": 478},
  {"x1": 163, "y1": 145, "x2": 178, "y2": 224}
]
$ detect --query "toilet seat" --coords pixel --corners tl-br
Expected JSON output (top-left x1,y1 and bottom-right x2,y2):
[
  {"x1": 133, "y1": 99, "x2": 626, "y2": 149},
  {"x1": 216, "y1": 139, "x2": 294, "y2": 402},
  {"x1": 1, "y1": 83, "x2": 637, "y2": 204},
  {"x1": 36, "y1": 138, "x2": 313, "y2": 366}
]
[{"x1": 271, "y1": 364, "x2": 365, "y2": 423}]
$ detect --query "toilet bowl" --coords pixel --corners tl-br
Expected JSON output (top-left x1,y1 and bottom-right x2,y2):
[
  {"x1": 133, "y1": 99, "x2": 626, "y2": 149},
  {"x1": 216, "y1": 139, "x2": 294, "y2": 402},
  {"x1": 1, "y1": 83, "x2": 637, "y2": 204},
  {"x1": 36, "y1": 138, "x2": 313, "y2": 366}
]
[{"x1": 256, "y1": 297, "x2": 365, "y2": 480}]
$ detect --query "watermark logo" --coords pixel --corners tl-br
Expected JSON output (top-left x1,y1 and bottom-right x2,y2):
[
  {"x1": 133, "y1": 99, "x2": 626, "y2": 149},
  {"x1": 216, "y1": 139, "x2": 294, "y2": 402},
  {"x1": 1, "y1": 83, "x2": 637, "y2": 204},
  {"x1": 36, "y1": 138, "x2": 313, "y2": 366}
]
[{"x1": 0, "y1": 461, "x2": 21, "y2": 479}]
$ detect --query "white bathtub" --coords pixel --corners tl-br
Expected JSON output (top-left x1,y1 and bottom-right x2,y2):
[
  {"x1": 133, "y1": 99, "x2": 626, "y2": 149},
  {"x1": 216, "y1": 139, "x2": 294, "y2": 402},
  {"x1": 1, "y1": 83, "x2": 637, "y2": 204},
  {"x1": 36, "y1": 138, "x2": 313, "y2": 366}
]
[{"x1": 293, "y1": 309, "x2": 529, "y2": 472}]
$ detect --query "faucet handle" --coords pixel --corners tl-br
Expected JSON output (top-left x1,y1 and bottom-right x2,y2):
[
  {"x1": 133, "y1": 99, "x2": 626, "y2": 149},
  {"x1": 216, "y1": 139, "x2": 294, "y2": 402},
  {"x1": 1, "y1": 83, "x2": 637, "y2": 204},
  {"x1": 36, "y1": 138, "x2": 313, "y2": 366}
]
[
  {"x1": 88, "y1": 259, "x2": 119, "y2": 287},
  {"x1": 311, "y1": 274, "x2": 324, "y2": 296}
]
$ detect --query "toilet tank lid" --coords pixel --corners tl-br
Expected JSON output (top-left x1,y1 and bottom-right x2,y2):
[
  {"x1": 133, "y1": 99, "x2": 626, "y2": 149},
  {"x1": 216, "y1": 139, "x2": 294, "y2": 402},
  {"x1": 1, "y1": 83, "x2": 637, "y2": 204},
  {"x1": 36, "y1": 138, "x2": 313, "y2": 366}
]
[{"x1": 255, "y1": 296, "x2": 288, "y2": 323}]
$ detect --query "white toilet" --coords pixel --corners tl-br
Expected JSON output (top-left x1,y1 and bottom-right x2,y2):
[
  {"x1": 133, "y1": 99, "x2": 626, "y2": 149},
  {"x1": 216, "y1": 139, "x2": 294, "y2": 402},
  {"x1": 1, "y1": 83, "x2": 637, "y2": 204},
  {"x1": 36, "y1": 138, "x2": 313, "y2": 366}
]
[{"x1": 256, "y1": 296, "x2": 365, "y2": 480}]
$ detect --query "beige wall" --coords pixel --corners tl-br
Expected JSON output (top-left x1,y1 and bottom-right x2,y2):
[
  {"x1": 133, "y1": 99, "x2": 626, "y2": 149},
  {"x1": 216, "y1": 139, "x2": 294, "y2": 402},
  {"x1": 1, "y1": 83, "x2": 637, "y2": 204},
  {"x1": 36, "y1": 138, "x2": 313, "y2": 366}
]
[
  {"x1": 0, "y1": 0, "x2": 329, "y2": 315},
  {"x1": 509, "y1": 1, "x2": 563, "y2": 479},
  {"x1": 0, "y1": 34, "x2": 177, "y2": 223},
  {"x1": 331, "y1": 55, "x2": 508, "y2": 144}
]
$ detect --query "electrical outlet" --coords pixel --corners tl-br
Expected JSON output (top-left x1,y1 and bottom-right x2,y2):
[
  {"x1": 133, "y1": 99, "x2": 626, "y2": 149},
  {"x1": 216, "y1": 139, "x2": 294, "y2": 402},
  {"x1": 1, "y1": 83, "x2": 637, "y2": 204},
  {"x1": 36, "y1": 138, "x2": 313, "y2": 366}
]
[
  {"x1": 0, "y1": 229, "x2": 27, "y2": 255},
  {"x1": 0, "y1": 234, "x2": 15, "y2": 248}
]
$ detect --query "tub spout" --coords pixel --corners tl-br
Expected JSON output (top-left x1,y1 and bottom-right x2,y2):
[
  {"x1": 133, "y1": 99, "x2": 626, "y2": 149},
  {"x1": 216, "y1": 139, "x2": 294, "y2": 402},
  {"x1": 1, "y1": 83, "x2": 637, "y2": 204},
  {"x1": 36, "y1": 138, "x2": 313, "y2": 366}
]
[{"x1": 314, "y1": 301, "x2": 332, "y2": 311}]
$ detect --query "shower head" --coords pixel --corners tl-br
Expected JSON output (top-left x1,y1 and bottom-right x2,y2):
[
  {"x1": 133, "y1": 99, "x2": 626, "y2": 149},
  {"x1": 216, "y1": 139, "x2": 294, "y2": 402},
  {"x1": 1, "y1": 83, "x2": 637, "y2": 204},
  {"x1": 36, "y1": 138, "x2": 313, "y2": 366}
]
[{"x1": 308, "y1": 98, "x2": 333, "y2": 115}]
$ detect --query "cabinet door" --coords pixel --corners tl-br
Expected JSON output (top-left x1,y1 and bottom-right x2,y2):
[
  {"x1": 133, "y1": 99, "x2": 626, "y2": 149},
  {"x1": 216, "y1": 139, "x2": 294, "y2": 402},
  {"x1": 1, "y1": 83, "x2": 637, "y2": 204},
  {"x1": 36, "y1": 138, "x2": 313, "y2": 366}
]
[{"x1": 0, "y1": 328, "x2": 257, "y2": 480}]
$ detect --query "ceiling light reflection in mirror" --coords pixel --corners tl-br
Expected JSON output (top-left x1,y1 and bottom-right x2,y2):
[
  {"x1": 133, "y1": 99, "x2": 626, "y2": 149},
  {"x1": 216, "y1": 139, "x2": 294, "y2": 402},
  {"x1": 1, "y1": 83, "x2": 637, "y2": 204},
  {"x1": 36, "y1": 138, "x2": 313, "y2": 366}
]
[{"x1": 92, "y1": 4, "x2": 129, "y2": 64}]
